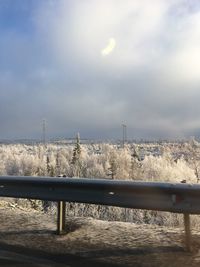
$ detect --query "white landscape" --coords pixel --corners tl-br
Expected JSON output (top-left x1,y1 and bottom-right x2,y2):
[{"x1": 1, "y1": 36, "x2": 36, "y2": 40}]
[
  {"x1": 1, "y1": 139, "x2": 200, "y2": 266},
  {"x1": 1, "y1": 0, "x2": 200, "y2": 266},
  {"x1": 0, "y1": 139, "x2": 200, "y2": 223},
  {"x1": 0, "y1": 139, "x2": 199, "y2": 183}
]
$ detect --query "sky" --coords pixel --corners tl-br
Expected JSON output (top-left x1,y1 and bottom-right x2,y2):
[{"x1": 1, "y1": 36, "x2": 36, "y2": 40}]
[{"x1": 1, "y1": 0, "x2": 200, "y2": 140}]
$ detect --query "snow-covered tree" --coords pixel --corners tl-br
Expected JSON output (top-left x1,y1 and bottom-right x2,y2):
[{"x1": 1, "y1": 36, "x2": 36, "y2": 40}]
[{"x1": 71, "y1": 133, "x2": 82, "y2": 177}]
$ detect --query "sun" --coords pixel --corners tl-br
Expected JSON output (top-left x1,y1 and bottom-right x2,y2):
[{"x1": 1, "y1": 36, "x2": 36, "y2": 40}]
[{"x1": 101, "y1": 38, "x2": 116, "y2": 56}]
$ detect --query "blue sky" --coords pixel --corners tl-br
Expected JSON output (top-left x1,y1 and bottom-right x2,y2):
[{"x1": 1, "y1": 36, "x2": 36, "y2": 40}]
[{"x1": 1, "y1": 0, "x2": 200, "y2": 140}]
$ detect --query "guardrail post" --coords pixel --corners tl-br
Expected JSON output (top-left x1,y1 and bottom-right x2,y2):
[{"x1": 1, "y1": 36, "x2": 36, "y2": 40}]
[
  {"x1": 183, "y1": 213, "x2": 191, "y2": 252},
  {"x1": 57, "y1": 201, "x2": 66, "y2": 235}
]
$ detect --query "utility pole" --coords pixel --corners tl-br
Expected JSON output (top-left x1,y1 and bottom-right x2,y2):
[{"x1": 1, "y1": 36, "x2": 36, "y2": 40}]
[
  {"x1": 42, "y1": 119, "x2": 46, "y2": 146},
  {"x1": 122, "y1": 124, "x2": 127, "y2": 148}
]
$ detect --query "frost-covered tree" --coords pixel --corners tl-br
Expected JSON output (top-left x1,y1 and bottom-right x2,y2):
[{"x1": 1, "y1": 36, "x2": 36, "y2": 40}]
[
  {"x1": 71, "y1": 133, "x2": 82, "y2": 177},
  {"x1": 71, "y1": 133, "x2": 81, "y2": 164},
  {"x1": 184, "y1": 138, "x2": 200, "y2": 183},
  {"x1": 0, "y1": 160, "x2": 5, "y2": 175},
  {"x1": 129, "y1": 148, "x2": 143, "y2": 180},
  {"x1": 108, "y1": 154, "x2": 118, "y2": 179},
  {"x1": 142, "y1": 152, "x2": 195, "y2": 183},
  {"x1": 0, "y1": 141, "x2": 197, "y2": 184}
]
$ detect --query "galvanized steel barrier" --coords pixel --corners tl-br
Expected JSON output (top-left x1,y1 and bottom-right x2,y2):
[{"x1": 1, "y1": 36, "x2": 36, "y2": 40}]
[{"x1": 0, "y1": 176, "x2": 200, "y2": 251}]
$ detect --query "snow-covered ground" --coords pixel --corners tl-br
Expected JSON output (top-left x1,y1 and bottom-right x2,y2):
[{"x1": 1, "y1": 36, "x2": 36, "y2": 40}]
[{"x1": 1, "y1": 200, "x2": 200, "y2": 266}]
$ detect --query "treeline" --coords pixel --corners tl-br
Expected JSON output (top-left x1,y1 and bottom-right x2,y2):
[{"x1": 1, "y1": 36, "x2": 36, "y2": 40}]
[{"x1": 0, "y1": 139, "x2": 199, "y2": 183}]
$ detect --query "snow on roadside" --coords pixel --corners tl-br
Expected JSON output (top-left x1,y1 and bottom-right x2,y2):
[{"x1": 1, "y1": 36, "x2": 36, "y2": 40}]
[{"x1": 1, "y1": 200, "x2": 200, "y2": 266}]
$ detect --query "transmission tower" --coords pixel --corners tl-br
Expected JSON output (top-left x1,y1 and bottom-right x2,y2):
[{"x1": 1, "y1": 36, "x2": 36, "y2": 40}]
[
  {"x1": 122, "y1": 124, "x2": 127, "y2": 148},
  {"x1": 42, "y1": 119, "x2": 46, "y2": 145}
]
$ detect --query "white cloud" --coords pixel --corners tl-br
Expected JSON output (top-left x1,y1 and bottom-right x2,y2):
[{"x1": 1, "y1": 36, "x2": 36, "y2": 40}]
[
  {"x1": 26, "y1": 0, "x2": 200, "y2": 137},
  {"x1": 163, "y1": 11, "x2": 200, "y2": 84},
  {"x1": 36, "y1": 0, "x2": 171, "y2": 70}
]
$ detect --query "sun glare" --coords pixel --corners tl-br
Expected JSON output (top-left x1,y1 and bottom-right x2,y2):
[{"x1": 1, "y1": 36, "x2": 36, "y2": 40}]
[{"x1": 101, "y1": 38, "x2": 116, "y2": 56}]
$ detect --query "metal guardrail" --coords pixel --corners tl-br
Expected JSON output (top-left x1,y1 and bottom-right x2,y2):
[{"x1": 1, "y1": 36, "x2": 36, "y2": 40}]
[{"x1": 0, "y1": 176, "x2": 199, "y2": 251}]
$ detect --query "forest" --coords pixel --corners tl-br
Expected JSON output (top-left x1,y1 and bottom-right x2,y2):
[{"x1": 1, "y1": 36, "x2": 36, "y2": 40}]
[{"x1": 0, "y1": 138, "x2": 199, "y2": 183}]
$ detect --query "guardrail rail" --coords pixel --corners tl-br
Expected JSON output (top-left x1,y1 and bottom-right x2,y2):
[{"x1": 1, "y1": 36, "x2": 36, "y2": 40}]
[{"x1": 0, "y1": 176, "x2": 200, "y2": 251}]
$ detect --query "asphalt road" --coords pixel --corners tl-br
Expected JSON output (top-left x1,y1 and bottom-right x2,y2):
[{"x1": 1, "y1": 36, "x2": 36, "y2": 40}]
[{"x1": 0, "y1": 242, "x2": 120, "y2": 267}]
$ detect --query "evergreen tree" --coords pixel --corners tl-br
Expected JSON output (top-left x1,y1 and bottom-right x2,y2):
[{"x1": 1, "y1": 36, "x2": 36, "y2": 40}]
[
  {"x1": 108, "y1": 158, "x2": 117, "y2": 179},
  {"x1": 107, "y1": 151, "x2": 118, "y2": 179},
  {"x1": 71, "y1": 133, "x2": 82, "y2": 177},
  {"x1": 46, "y1": 155, "x2": 51, "y2": 175},
  {"x1": 56, "y1": 152, "x2": 60, "y2": 176},
  {"x1": 71, "y1": 133, "x2": 81, "y2": 164}
]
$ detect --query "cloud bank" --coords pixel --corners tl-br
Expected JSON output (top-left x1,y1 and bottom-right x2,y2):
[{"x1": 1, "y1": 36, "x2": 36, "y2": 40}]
[{"x1": 0, "y1": 0, "x2": 200, "y2": 140}]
